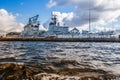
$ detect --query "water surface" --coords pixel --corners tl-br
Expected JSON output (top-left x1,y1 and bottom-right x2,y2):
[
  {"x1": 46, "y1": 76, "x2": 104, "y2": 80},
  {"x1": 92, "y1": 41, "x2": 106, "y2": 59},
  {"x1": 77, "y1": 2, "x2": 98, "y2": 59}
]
[{"x1": 0, "y1": 42, "x2": 120, "y2": 79}]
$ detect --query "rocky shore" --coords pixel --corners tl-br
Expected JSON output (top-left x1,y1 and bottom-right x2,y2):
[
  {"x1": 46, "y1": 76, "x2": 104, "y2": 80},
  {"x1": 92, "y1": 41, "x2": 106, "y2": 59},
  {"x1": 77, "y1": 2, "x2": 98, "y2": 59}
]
[{"x1": 0, "y1": 60, "x2": 119, "y2": 80}]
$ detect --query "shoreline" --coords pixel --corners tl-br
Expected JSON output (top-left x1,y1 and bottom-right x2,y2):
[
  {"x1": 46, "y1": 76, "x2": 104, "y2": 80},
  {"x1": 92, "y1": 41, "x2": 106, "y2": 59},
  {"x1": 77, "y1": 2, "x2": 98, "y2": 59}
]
[
  {"x1": 0, "y1": 62, "x2": 119, "y2": 80},
  {"x1": 0, "y1": 37, "x2": 120, "y2": 42}
]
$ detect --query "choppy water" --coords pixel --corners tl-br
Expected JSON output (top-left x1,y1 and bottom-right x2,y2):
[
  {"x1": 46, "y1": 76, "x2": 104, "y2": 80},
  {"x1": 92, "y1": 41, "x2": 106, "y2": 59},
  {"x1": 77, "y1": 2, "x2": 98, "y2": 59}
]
[{"x1": 0, "y1": 41, "x2": 120, "y2": 75}]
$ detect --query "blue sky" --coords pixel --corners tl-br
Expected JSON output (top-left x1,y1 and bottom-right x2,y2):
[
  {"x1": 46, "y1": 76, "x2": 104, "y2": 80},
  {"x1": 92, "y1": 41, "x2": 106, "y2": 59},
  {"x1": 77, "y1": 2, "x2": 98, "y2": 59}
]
[
  {"x1": 0, "y1": 0, "x2": 50, "y2": 23},
  {"x1": 0, "y1": 0, "x2": 120, "y2": 33},
  {"x1": 0, "y1": 0, "x2": 73, "y2": 23}
]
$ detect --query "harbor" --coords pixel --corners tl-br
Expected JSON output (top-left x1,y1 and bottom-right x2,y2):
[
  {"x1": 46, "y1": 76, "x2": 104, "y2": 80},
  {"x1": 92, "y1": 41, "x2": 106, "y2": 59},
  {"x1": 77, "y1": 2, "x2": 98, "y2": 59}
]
[
  {"x1": 1, "y1": 12, "x2": 119, "y2": 42},
  {"x1": 0, "y1": 0, "x2": 120, "y2": 80}
]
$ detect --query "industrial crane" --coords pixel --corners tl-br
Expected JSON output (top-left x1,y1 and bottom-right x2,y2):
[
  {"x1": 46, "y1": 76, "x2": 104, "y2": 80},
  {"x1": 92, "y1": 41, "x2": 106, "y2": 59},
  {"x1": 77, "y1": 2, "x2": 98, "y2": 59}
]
[{"x1": 28, "y1": 15, "x2": 39, "y2": 25}]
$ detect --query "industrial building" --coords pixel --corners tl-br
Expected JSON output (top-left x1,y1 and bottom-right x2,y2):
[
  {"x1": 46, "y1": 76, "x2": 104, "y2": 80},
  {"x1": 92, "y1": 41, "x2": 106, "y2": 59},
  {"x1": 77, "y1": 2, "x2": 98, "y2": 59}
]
[{"x1": 6, "y1": 32, "x2": 21, "y2": 38}]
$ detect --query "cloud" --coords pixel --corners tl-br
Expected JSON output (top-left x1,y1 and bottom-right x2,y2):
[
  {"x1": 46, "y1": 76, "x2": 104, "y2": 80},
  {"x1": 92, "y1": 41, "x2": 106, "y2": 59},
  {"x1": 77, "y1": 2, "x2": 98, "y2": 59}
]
[
  {"x1": 47, "y1": 0, "x2": 120, "y2": 31},
  {"x1": 0, "y1": 9, "x2": 24, "y2": 34},
  {"x1": 43, "y1": 11, "x2": 74, "y2": 29},
  {"x1": 52, "y1": 11, "x2": 74, "y2": 25},
  {"x1": 47, "y1": 0, "x2": 57, "y2": 8},
  {"x1": 39, "y1": 24, "x2": 47, "y2": 31}
]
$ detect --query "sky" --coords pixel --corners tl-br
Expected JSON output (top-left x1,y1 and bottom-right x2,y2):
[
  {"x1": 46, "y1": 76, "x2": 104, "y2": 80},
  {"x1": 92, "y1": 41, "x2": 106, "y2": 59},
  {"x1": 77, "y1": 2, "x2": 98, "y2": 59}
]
[{"x1": 0, "y1": 0, "x2": 120, "y2": 33}]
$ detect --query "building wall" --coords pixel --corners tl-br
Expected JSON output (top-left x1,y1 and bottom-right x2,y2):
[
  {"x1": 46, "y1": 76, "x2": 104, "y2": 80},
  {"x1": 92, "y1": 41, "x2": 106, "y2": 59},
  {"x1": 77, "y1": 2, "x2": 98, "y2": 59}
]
[{"x1": 6, "y1": 35, "x2": 19, "y2": 38}]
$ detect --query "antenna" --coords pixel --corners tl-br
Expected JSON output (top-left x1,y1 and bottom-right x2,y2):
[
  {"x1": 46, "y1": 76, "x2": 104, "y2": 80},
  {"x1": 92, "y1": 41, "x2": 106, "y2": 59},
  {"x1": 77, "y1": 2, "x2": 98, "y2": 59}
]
[
  {"x1": 111, "y1": 0, "x2": 115, "y2": 32},
  {"x1": 88, "y1": 4, "x2": 91, "y2": 38}
]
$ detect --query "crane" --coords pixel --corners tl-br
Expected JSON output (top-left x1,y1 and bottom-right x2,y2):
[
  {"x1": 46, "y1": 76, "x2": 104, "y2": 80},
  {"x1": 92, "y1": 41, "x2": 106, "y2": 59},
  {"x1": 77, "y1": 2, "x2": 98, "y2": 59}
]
[{"x1": 28, "y1": 15, "x2": 39, "y2": 25}]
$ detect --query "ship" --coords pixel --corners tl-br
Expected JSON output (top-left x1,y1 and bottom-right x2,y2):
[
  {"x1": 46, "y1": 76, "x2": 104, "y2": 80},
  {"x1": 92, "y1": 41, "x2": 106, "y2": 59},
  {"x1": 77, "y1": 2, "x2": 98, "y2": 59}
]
[
  {"x1": 43, "y1": 12, "x2": 69, "y2": 38},
  {"x1": 5, "y1": 12, "x2": 119, "y2": 39}
]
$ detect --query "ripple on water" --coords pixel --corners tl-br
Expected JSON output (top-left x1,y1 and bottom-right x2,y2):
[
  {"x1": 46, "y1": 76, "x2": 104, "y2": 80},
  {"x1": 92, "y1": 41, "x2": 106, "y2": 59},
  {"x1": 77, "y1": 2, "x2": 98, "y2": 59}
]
[{"x1": 0, "y1": 42, "x2": 120, "y2": 76}]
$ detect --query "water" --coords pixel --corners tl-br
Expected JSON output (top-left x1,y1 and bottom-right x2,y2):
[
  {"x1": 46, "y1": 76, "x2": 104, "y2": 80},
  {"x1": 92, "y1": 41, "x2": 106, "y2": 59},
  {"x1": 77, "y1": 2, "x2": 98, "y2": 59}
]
[{"x1": 0, "y1": 41, "x2": 120, "y2": 79}]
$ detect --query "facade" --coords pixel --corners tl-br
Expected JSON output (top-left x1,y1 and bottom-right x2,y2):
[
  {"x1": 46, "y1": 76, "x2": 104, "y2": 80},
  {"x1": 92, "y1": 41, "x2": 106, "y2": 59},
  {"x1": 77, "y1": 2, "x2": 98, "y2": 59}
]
[
  {"x1": 0, "y1": 35, "x2": 3, "y2": 38},
  {"x1": 70, "y1": 28, "x2": 80, "y2": 34},
  {"x1": 82, "y1": 30, "x2": 89, "y2": 35},
  {"x1": 6, "y1": 32, "x2": 21, "y2": 38},
  {"x1": 97, "y1": 31, "x2": 114, "y2": 35},
  {"x1": 70, "y1": 28, "x2": 80, "y2": 38}
]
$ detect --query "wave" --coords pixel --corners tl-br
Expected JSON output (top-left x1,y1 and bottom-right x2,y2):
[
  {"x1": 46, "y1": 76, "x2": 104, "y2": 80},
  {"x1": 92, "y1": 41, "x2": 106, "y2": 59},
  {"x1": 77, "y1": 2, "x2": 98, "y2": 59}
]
[{"x1": 0, "y1": 42, "x2": 120, "y2": 79}]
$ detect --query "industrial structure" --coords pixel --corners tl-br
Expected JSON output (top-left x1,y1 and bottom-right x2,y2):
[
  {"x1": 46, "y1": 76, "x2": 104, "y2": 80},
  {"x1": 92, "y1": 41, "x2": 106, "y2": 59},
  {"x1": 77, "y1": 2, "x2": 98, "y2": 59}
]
[
  {"x1": 46, "y1": 13, "x2": 69, "y2": 36},
  {"x1": 5, "y1": 12, "x2": 117, "y2": 39},
  {"x1": 6, "y1": 32, "x2": 21, "y2": 38},
  {"x1": 21, "y1": 15, "x2": 41, "y2": 37},
  {"x1": 20, "y1": 13, "x2": 70, "y2": 38}
]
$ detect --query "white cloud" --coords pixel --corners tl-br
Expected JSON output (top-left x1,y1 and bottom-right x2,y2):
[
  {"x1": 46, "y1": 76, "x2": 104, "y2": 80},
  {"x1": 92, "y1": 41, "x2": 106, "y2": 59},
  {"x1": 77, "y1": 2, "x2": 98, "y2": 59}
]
[
  {"x1": 47, "y1": 0, "x2": 57, "y2": 8},
  {"x1": 43, "y1": 11, "x2": 74, "y2": 28},
  {"x1": 47, "y1": 0, "x2": 120, "y2": 30},
  {"x1": 39, "y1": 24, "x2": 47, "y2": 31},
  {"x1": 0, "y1": 9, "x2": 24, "y2": 34},
  {"x1": 52, "y1": 11, "x2": 74, "y2": 25}
]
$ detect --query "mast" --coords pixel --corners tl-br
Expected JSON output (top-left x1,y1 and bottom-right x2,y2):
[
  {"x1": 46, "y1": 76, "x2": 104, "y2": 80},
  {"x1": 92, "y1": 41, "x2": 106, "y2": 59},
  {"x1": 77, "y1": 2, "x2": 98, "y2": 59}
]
[
  {"x1": 88, "y1": 4, "x2": 91, "y2": 38},
  {"x1": 111, "y1": 0, "x2": 115, "y2": 32}
]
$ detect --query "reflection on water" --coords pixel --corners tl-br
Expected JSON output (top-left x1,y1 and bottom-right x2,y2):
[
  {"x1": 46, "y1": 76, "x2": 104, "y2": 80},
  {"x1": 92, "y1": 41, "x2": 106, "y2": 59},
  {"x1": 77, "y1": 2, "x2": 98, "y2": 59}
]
[{"x1": 0, "y1": 41, "x2": 120, "y2": 79}]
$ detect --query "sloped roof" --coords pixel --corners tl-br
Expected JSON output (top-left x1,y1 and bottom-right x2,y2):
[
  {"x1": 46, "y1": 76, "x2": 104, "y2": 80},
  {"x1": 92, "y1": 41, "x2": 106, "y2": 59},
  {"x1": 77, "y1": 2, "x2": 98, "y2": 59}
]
[
  {"x1": 6, "y1": 32, "x2": 21, "y2": 35},
  {"x1": 70, "y1": 28, "x2": 79, "y2": 33}
]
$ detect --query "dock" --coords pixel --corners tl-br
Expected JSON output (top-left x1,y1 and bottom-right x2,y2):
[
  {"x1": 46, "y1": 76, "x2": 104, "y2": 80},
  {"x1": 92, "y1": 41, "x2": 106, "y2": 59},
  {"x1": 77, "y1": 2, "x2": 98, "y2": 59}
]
[{"x1": 0, "y1": 38, "x2": 120, "y2": 42}]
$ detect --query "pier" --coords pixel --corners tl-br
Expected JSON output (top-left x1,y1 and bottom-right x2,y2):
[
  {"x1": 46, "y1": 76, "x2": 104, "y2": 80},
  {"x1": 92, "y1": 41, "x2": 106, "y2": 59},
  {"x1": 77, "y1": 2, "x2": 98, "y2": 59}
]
[{"x1": 0, "y1": 38, "x2": 120, "y2": 42}]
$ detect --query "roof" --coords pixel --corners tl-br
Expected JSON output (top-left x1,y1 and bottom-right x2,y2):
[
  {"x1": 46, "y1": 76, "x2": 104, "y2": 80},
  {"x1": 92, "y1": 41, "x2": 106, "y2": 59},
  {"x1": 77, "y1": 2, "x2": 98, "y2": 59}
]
[
  {"x1": 71, "y1": 28, "x2": 79, "y2": 32},
  {"x1": 6, "y1": 32, "x2": 21, "y2": 35}
]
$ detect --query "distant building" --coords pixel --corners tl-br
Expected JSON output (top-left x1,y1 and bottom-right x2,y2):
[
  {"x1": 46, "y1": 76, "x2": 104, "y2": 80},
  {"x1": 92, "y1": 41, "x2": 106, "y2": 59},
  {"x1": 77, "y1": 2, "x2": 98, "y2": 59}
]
[
  {"x1": 70, "y1": 28, "x2": 80, "y2": 38},
  {"x1": 6, "y1": 32, "x2": 21, "y2": 38},
  {"x1": 97, "y1": 31, "x2": 114, "y2": 35},
  {"x1": 70, "y1": 28, "x2": 80, "y2": 34},
  {"x1": 0, "y1": 35, "x2": 3, "y2": 38},
  {"x1": 82, "y1": 30, "x2": 89, "y2": 35}
]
